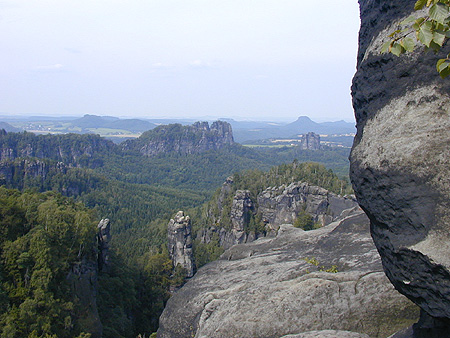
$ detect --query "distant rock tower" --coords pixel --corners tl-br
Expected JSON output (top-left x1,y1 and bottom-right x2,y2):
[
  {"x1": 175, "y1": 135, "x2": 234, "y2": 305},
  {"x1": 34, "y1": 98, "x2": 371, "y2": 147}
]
[
  {"x1": 167, "y1": 211, "x2": 194, "y2": 278},
  {"x1": 97, "y1": 218, "x2": 111, "y2": 272},
  {"x1": 300, "y1": 132, "x2": 321, "y2": 150}
]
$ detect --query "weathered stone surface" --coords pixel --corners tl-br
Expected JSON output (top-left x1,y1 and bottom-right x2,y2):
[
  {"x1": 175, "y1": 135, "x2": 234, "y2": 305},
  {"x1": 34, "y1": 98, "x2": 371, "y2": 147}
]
[
  {"x1": 299, "y1": 132, "x2": 321, "y2": 150},
  {"x1": 258, "y1": 182, "x2": 357, "y2": 230},
  {"x1": 97, "y1": 218, "x2": 111, "y2": 272},
  {"x1": 0, "y1": 132, "x2": 113, "y2": 167},
  {"x1": 129, "y1": 121, "x2": 234, "y2": 157},
  {"x1": 281, "y1": 331, "x2": 369, "y2": 338},
  {"x1": 202, "y1": 181, "x2": 358, "y2": 249},
  {"x1": 168, "y1": 211, "x2": 194, "y2": 278},
  {"x1": 158, "y1": 210, "x2": 418, "y2": 338},
  {"x1": 350, "y1": 0, "x2": 450, "y2": 332}
]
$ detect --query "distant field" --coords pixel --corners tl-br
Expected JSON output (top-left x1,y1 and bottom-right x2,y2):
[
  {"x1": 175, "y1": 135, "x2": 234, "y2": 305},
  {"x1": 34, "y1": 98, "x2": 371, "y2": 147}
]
[
  {"x1": 87, "y1": 128, "x2": 141, "y2": 138},
  {"x1": 242, "y1": 144, "x2": 292, "y2": 148}
]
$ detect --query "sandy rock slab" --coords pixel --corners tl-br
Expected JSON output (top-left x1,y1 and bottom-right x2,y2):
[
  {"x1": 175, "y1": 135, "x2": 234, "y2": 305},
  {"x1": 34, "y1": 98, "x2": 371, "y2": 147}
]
[{"x1": 158, "y1": 211, "x2": 418, "y2": 338}]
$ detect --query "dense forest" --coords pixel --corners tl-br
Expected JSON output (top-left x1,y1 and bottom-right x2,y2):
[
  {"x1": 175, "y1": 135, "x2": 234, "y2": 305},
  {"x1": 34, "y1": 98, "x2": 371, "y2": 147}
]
[
  {"x1": 0, "y1": 187, "x2": 97, "y2": 338},
  {"x1": 0, "y1": 126, "x2": 352, "y2": 337}
]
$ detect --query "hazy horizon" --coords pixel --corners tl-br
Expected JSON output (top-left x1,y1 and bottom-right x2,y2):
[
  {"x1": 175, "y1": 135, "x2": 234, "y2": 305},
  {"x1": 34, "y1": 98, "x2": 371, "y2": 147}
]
[
  {"x1": 1, "y1": 1, "x2": 360, "y2": 123},
  {"x1": 0, "y1": 112, "x2": 355, "y2": 124}
]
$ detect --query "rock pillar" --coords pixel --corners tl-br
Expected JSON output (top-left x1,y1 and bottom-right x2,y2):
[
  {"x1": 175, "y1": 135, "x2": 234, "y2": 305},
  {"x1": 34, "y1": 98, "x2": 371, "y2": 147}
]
[{"x1": 168, "y1": 211, "x2": 194, "y2": 278}]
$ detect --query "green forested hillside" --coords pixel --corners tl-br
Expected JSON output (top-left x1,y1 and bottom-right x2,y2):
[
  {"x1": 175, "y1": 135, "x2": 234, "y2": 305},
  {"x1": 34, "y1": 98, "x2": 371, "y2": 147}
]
[
  {"x1": 0, "y1": 129, "x2": 353, "y2": 337},
  {"x1": 0, "y1": 187, "x2": 97, "y2": 338}
]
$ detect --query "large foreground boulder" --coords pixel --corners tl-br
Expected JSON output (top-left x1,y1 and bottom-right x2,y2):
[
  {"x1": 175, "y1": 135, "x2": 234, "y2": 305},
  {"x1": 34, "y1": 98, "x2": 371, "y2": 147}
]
[
  {"x1": 158, "y1": 210, "x2": 418, "y2": 338},
  {"x1": 350, "y1": 0, "x2": 450, "y2": 335}
]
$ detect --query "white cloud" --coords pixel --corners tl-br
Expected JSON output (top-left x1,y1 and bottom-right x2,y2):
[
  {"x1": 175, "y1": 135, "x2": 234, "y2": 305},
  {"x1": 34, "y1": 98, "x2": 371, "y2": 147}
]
[
  {"x1": 33, "y1": 64, "x2": 65, "y2": 73},
  {"x1": 151, "y1": 62, "x2": 170, "y2": 69},
  {"x1": 36, "y1": 63, "x2": 64, "y2": 70}
]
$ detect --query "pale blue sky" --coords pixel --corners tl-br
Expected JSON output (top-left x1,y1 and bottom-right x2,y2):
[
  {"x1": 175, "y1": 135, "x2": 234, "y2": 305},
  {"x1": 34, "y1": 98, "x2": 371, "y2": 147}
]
[{"x1": 0, "y1": 1, "x2": 360, "y2": 122}]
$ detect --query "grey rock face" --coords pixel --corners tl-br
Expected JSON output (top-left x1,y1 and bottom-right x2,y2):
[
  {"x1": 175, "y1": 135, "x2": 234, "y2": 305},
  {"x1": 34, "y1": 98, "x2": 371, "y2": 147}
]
[
  {"x1": 202, "y1": 180, "x2": 358, "y2": 249},
  {"x1": 158, "y1": 211, "x2": 418, "y2": 338},
  {"x1": 168, "y1": 211, "x2": 194, "y2": 278},
  {"x1": 350, "y1": 0, "x2": 450, "y2": 329},
  {"x1": 258, "y1": 182, "x2": 357, "y2": 231},
  {"x1": 202, "y1": 188, "x2": 259, "y2": 250},
  {"x1": 299, "y1": 132, "x2": 321, "y2": 150},
  {"x1": 0, "y1": 133, "x2": 112, "y2": 167},
  {"x1": 97, "y1": 218, "x2": 111, "y2": 272},
  {"x1": 222, "y1": 189, "x2": 253, "y2": 248},
  {"x1": 281, "y1": 331, "x2": 370, "y2": 338},
  {"x1": 136, "y1": 121, "x2": 234, "y2": 157}
]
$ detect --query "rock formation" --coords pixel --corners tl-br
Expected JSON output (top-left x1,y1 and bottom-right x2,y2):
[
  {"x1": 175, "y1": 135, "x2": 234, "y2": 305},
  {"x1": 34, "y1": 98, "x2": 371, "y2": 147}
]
[
  {"x1": 124, "y1": 121, "x2": 234, "y2": 157},
  {"x1": 0, "y1": 131, "x2": 113, "y2": 167},
  {"x1": 258, "y1": 182, "x2": 357, "y2": 232},
  {"x1": 299, "y1": 132, "x2": 321, "y2": 150},
  {"x1": 168, "y1": 211, "x2": 195, "y2": 278},
  {"x1": 158, "y1": 210, "x2": 418, "y2": 338},
  {"x1": 97, "y1": 218, "x2": 111, "y2": 272},
  {"x1": 202, "y1": 180, "x2": 358, "y2": 249},
  {"x1": 350, "y1": 0, "x2": 450, "y2": 336}
]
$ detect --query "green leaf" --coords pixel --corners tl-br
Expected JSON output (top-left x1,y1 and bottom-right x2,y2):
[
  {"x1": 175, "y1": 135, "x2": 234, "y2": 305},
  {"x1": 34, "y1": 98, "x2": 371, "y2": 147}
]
[
  {"x1": 418, "y1": 22, "x2": 434, "y2": 46},
  {"x1": 438, "y1": 61, "x2": 450, "y2": 72},
  {"x1": 437, "y1": 58, "x2": 447, "y2": 71},
  {"x1": 381, "y1": 40, "x2": 392, "y2": 54},
  {"x1": 433, "y1": 30, "x2": 447, "y2": 45},
  {"x1": 402, "y1": 37, "x2": 416, "y2": 51},
  {"x1": 415, "y1": 0, "x2": 427, "y2": 10},
  {"x1": 439, "y1": 63, "x2": 450, "y2": 78},
  {"x1": 391, "y1": 42, "x2": 404, "y2": 56},
  {"x1": 413, "y1": 18, "x2": 426, "y2": 31},
  {"x1": 429, "y1": 3, "x2": 450, "y2": 24},
  {"x1": 429, "y1": 40, "x2": 442, "y2": 52}
]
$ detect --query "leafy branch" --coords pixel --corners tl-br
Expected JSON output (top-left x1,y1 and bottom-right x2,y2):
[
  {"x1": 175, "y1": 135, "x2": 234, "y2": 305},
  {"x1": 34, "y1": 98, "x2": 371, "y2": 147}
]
[{"x1": 382, "y1": 0, "x2": 450, "y2": 78}]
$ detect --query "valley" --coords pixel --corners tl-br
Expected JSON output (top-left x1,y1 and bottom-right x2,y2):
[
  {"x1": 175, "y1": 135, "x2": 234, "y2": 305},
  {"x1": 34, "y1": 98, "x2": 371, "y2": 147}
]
[{"x1": 0, "y1": 119, "x2": 357, "y2": 337}]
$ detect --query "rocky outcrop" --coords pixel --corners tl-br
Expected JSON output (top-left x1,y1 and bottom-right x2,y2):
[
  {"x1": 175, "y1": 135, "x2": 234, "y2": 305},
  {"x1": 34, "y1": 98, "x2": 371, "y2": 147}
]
[
  {"x1": 124, "y1": 121, "x2": 234, "y2": 157},
  {"x1": 202, "y1": 181, "x2": 358, "y2": 249},
  {"x1": 97, "y1": 218, "x2": 111, "y2": 272},
  {"x1": 299, "y1": 132, "x2": 321, "y2": 150},
  {"x1": 158, "y1": 210, "x2": 419, "y2": 338},
  {"x1": 350, "y1": 0, "x2": 450, "y2": 336},
  {"x1": 258, "y1": 182, "x2": 357, "y2": 232},
  {"x1": 0, "y1": 132, "x2": 114, "y2": 168},
  {"x1": 168, "y1": 211, "x2": 195, "y2": 278}
]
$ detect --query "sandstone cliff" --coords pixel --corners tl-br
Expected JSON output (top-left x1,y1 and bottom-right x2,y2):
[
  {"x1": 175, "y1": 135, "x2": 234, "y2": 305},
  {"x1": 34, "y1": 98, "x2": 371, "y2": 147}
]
[
  {"x1": 0, "y1": 131, "x2": 114, "y2": 168},
  {"x1": 201, "y1": 178, "x2": 358, "y2": 249},
  {"x1": 158, "y1": 210, "x2": 418, "y2": 338},
  {"x1": 299, "y1": 132, "x2": 321, "y2": 150},
  {"x1": 350, "y1": 0, "x2": 450, "y2": 336},
  {"x1": 122, "y1": 121, "x2": 234, "y2": 157}
]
